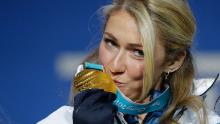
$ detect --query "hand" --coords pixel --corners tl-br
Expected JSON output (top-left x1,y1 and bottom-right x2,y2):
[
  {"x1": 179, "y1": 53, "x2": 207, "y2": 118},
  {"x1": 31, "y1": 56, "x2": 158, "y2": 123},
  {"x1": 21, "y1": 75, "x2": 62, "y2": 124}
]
[
  {"x1": 73, "y1": 89, "x2": 117, "y2": 124},
  {"x1": 72, "y1": 69, "x2": 118, "y2": 124}
]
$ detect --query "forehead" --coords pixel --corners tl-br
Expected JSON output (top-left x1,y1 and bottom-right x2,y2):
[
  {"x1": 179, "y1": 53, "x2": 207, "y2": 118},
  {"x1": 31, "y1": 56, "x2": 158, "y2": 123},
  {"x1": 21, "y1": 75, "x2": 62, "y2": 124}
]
[{"x1": 105, "y1": 10, "x2": 142, "y2": 46}]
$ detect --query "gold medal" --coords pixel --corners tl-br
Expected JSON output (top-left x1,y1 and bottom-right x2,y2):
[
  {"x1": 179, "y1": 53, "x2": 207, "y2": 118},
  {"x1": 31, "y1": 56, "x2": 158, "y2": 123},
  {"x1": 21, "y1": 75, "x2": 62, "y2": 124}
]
[{"x1": 73, "y1": 69, "x2": 117, "y2": 95}]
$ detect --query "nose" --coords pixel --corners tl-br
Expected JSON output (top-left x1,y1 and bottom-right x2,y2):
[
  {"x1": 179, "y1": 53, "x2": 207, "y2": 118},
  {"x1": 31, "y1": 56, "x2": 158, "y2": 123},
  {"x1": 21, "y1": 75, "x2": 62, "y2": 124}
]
[{"x1": 109, "y1": 50, "x2": 126, "y2": 75}]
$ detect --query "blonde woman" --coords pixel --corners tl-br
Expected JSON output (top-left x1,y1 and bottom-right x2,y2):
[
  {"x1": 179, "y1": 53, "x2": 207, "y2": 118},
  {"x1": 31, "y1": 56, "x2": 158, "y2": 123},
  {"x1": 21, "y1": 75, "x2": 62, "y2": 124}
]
[{"x1": 38, "y1": 0, "x2": 220, "y2": 124}]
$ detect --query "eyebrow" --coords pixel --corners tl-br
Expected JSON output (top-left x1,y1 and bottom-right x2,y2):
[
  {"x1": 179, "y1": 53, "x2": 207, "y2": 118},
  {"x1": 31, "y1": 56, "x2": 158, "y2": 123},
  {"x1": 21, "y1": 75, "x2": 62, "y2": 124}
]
[{"x1": 104, "y1": 32, "x2": 143, "y2": 48}]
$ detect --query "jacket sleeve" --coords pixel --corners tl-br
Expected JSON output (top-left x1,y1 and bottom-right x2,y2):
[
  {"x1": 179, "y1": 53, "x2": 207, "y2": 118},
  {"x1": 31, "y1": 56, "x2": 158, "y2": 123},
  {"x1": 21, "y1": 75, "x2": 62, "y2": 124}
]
[
  {"x1": 73, "y1": 89, "x2": 118, "y2": 124},
  {"x1": 37, "y1": 106, "x2": 73, "y2": 124},
  {"x1": 178, "y1": 108, "x2": 220, "y2": 124}
]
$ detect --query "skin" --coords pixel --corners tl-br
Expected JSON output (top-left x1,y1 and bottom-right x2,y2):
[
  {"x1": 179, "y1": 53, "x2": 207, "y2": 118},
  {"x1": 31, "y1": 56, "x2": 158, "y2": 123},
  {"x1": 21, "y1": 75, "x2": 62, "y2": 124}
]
[
  {"x1": 99, "y1": 10, "x2": 166, "y2": 102},
  {"x1": 99, "y1": 9, "x2": 185, "y2": 102}
]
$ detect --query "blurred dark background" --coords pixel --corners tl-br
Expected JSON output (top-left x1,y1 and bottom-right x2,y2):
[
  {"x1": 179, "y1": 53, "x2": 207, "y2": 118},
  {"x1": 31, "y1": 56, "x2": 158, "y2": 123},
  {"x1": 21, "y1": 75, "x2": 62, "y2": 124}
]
[{"x1": 0, "y1": 0, "x2": 219, "y2": 123}]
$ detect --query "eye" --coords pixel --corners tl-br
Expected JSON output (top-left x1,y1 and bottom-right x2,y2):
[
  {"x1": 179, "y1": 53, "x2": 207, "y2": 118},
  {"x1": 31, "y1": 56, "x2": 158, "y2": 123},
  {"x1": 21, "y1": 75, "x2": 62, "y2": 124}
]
[
  {"x1": 133, "y1": 49, "x2": 144, "y2": 58},
  {"x1": 104, "y1": 38, "x2": 117, "y2": 48}
]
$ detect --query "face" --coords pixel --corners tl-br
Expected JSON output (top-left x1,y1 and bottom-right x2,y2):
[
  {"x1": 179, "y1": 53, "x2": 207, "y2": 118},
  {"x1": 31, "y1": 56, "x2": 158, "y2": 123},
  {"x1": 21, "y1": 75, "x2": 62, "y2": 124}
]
[{"x1": 99, "y1": 10, "x2": 166, "y2": 102}]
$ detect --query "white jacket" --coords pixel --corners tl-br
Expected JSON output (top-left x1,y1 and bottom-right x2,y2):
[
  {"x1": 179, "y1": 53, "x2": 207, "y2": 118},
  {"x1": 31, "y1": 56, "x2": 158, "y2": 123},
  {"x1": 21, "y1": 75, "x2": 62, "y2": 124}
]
[{"x1": 37, "y1": 78, "x2": 220, "y2": 124}]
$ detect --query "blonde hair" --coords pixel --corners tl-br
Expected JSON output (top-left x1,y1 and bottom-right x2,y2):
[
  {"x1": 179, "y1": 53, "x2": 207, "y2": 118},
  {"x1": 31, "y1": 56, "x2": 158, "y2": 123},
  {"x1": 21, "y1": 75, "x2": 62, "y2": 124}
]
[{"x1": 83, "y1": 0, "x2": 207, "y2": 123}]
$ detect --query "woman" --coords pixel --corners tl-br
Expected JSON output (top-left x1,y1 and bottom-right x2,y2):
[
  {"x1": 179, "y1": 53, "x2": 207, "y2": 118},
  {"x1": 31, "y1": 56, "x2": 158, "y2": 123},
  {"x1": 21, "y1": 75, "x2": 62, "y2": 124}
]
[{"x1": 38, "y1": 0, "x2": 220, "y2": 124}]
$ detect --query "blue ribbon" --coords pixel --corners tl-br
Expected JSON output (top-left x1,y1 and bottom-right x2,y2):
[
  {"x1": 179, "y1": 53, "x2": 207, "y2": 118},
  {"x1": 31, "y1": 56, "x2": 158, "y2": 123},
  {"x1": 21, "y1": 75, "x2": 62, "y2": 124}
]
[{"x1": 113, "y1": 87, "x2": 170, "y2": 115}]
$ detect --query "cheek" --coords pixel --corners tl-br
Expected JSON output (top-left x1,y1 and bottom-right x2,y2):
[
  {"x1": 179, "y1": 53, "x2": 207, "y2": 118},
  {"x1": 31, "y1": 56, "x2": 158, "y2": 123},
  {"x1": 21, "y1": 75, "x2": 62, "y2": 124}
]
[
  {"x1": 125, "y1": 59, "x2": 144, "y2": 100},
  {"x1": 127, "y1": 59, "x2": 144, "y2": 80}
]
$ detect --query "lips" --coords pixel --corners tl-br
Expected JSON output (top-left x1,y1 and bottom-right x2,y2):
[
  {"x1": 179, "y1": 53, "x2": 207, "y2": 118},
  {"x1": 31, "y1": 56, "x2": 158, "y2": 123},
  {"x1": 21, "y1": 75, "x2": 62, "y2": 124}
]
[{"x1": 113, "y1": 80, "x2": 125, "y2": 87}]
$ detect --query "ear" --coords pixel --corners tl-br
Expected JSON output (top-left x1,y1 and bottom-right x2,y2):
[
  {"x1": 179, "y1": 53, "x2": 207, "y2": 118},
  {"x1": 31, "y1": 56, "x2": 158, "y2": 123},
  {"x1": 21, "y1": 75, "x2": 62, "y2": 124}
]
[{"x1": 164, "y1": 51, "x2": 186, "y2": 73}]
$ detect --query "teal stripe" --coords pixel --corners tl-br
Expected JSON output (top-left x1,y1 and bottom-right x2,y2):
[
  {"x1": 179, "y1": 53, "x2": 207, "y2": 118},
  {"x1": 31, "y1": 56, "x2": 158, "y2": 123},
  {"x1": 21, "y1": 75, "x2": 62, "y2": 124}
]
[{"x1": 84, "y1": 62, "x2": 103, "y2": 71}]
